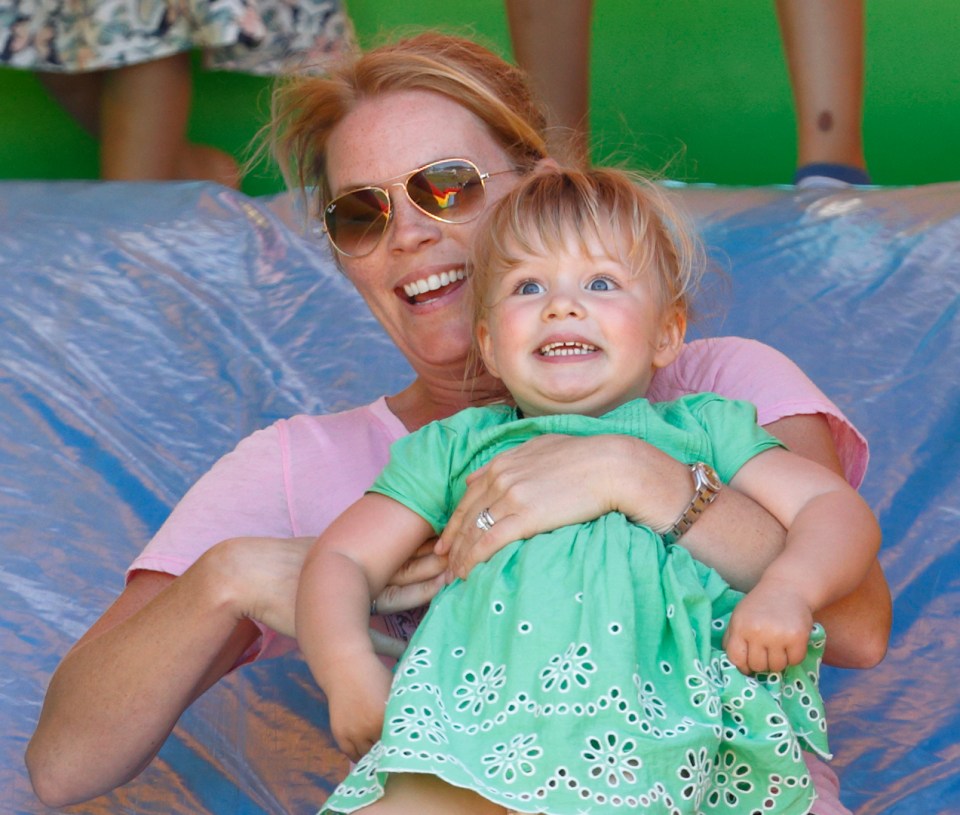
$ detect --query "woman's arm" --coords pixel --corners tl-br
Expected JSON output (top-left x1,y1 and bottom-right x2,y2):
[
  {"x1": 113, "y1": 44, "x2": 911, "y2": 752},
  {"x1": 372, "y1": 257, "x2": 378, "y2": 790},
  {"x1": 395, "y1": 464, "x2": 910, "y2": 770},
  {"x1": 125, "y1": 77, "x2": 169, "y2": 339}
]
[
  {"x1": 25, "y1": 535, "x2": 310, "y2": 807},
  {"x1": 25, "y1": 523, "x2": 445, "y2": 807},
  {"x1": 297, "y1": 493, "x2": 435, "y2": 761},
  {"x1": 25, "y1": 404, "x2": 451, "y2": 807},
  {"x1": 437, "y1": 413, "x2": 890, "y2": 668}
]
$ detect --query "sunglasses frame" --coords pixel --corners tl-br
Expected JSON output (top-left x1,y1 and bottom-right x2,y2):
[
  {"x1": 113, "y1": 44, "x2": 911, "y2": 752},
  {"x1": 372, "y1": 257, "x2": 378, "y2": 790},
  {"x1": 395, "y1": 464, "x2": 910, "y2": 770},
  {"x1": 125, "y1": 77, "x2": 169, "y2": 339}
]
[{"x1": 321, "y1": 158, "x2": 517, "y2": 258}]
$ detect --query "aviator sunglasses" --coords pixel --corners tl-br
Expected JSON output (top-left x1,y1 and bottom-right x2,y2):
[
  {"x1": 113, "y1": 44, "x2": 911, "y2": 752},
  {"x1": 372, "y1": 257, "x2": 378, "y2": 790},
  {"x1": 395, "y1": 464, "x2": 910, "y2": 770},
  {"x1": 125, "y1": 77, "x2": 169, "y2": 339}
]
[{"x1": 322, "y1": 158, "x2": 517, "y2": 258}]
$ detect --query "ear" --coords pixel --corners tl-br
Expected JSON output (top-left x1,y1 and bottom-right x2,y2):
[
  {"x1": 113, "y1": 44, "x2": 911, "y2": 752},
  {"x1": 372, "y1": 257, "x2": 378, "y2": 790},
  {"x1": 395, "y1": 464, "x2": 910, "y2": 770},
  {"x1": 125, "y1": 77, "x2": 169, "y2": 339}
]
[
  {"x1": 476, "y1": 319, "x2": 500, "y2": 379},
  {"x1": 652, "y1": 306, "x2": 686, "y2": 369}
]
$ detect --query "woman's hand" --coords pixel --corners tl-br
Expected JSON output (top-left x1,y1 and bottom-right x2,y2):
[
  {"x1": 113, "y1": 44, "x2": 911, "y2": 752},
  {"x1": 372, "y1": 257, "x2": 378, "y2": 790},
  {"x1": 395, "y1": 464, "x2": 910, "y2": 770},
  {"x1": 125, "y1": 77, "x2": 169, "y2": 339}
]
[
  {"x1": 370, "y1": 541, "x2": 448, "y2": 658},
  {"x1": 215, "y1": 536, "x2": 315, "y2": 638},
  {"x1": 223, "y1": 534, "x2": 445, "y2": 637},
  {"x1": 375, "y1": 540, "x2": 448, "y2": 615},
  {"x1": 437, "y1": 434, "x2": 689, "y2": 579}
]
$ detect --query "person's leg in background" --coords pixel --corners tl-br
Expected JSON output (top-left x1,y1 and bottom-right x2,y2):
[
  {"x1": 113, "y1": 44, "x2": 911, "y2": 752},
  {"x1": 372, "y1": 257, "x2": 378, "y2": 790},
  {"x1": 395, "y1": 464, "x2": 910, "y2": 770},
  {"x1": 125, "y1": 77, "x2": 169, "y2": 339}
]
[
  {"x1": 39, "y1": 53, "x2": 239, "y2": 185},
  {"x1": 100, "y1": 53, "x2": 239, "y2": 185},
  {"x1": 505, "y1": 0, "x2": 593, "y2": 167},
  {"x1": 507, "y1": 0, "x2": 870, "y2": 185},
  {"x1": 775, "y1": 0, "x2": 871, "y2": 186},
  {"x1": 36, "y1": 71, "x2": 102, "y2": 134}
]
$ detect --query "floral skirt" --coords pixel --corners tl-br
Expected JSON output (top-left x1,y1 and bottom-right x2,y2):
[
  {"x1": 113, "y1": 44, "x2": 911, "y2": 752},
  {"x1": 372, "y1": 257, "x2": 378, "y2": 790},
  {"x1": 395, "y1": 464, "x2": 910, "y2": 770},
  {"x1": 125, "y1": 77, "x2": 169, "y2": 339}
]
[
  {"x1": 322, "y1": 515, "x2": 831, "y2": 815},
  {"x1": 0, "y1": 0, "x2": 354, "y2": 74}
]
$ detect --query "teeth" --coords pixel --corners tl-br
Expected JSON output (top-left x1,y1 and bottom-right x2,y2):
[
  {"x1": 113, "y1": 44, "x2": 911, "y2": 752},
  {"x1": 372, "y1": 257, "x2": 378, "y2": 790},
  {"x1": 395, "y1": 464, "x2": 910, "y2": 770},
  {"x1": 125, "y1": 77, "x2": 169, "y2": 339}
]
[
  {"x1": 403, "y1": 268, "x2": 466, "y2": 299},
  {"x1": 539, "y1": 341, "x2": 597, "y2": 357}
]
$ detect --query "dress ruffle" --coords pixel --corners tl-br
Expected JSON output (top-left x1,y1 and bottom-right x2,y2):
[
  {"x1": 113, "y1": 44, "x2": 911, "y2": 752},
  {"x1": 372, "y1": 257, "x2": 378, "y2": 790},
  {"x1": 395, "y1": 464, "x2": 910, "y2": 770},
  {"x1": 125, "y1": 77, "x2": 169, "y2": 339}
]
[
  {"x1": 322, "y1": 515, "x2": 829, "y2": 815},
  {"x1": 0, "y1": 0, "x2": 355, "y2": 73}
]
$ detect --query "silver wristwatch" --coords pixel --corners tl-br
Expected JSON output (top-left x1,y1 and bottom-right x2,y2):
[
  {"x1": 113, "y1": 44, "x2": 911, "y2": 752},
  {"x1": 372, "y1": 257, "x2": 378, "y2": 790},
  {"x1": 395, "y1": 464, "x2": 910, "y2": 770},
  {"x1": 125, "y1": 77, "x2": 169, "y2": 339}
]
[{"x1": 661, "y1": 462, "x2": 723, "y2": 545}]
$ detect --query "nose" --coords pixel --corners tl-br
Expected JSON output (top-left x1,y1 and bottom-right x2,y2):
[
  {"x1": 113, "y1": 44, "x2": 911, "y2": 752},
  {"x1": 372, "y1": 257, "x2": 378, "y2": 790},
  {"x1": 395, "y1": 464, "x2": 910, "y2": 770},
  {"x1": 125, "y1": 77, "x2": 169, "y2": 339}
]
[
  {"x1": 542, "y1": 286, "x2": 586, "y2": 321},
  {"x1": 384, "y1": 182, "x2": 441, "y2": 253}
]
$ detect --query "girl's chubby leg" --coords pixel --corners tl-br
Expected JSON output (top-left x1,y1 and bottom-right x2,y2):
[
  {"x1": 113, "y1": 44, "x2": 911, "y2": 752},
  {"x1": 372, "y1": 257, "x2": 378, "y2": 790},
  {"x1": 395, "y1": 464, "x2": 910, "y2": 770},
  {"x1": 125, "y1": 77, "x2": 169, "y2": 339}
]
[{"x1": 351, "y1": 773, "x2": 518, "y2": 815}]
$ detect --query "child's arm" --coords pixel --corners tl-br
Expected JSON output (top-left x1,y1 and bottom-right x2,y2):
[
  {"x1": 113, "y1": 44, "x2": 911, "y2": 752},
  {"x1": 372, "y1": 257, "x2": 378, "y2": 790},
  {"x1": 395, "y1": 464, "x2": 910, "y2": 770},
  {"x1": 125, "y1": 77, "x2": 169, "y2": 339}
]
[
  {"x1": 296, "y1": 492, "x2": 435, "y2": 760},
  {"x1": 723, "y1": 446, "x2": 882, "y2": 674}
]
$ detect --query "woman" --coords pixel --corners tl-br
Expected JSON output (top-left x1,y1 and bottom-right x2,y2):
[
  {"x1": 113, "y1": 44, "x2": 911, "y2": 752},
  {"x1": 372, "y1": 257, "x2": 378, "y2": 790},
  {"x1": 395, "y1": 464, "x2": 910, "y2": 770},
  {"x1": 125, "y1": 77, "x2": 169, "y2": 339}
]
[{"x1": 25, "y1": 31, "x2": 890, "y2": 812}]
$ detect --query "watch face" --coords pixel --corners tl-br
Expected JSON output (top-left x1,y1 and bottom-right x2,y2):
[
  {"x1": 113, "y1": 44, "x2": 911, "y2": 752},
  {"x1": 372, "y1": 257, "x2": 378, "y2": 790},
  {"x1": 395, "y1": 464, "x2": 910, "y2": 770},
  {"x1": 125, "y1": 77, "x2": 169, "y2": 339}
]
[{"x1": 696, "y1": 462, "x2": 723, "y2": 493}]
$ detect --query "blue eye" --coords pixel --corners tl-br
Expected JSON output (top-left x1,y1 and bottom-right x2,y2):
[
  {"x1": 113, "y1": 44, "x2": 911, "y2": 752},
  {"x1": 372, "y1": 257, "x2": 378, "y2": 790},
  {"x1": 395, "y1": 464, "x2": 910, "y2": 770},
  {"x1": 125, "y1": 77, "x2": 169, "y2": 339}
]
[
  {"x1": 587, "y1": 277, "x2": 616, "y2": 291},
  {"x1": 517, "y1": 280, "x2": 545, "y2": 295}
]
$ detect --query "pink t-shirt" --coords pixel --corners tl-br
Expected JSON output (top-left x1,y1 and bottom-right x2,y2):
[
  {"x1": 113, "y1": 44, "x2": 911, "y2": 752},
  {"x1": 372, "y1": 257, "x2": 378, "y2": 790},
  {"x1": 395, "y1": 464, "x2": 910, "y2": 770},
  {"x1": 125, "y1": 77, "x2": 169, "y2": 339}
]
[
  {"x1": 130, "y1": 336, "x2": 867, "y2": 656},
  {"x1": 129, "y1": 335, "x2": 861, "y2": 815}
]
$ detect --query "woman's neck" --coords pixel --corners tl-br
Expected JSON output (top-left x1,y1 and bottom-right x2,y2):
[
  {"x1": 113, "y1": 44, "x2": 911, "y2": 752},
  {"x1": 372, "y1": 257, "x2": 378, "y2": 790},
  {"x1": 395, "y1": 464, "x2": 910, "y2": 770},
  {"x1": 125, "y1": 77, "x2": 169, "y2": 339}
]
[{"x1": 386, "y1": 369, "x2": 508, "y2": 432}]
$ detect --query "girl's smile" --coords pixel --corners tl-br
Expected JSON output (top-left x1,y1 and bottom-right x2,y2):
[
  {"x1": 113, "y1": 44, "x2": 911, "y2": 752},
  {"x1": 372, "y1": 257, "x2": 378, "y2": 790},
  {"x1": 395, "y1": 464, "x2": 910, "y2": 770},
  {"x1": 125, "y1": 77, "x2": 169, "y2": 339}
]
[{"x1": 536, "y1": 338, "x2": 600, "y2": 358}]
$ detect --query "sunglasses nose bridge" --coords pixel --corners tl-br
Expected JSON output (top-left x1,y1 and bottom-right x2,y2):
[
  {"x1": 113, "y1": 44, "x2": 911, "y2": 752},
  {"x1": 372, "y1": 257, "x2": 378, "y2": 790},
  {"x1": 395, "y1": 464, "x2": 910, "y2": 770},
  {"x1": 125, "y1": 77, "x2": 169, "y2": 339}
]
[
  {"x1": 370, "y1": 182, "x2": 449, "y2": 256},
  {"x1": 386, "y1": 177, "x2": 444, "y2": 223}
]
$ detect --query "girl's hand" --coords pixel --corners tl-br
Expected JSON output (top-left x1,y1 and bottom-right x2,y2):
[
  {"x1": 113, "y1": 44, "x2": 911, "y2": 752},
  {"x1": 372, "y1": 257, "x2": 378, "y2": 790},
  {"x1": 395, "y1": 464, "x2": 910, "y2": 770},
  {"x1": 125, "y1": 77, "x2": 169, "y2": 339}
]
[
  {"x1": 326, "y1": 658, "x2": 394, "y2": 762},
  {"x1": 437, "y1": 434, "x2": 686, "y2": 579},
  {"x1": 723, "y1": 581, "x2": 815, "y2": 674}
]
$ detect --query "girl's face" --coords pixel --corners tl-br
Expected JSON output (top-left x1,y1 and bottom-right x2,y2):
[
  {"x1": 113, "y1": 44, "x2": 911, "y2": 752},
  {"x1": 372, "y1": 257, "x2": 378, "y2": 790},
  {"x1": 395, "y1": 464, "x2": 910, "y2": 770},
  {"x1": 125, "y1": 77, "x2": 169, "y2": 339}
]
[
  {"x1": 477, "y1": 229, "x2": 684, "y2": 418},
  {"x1": 324, "y1": 90, "x2": 520, "y2": 379}
]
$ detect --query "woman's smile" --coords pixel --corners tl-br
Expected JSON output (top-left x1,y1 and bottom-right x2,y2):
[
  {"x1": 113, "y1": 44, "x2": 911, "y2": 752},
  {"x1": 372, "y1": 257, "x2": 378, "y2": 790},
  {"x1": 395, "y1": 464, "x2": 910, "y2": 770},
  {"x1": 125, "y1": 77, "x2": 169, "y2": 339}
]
[{"x1": 399, "y1": 266, "x2": 467, "y2": 304}]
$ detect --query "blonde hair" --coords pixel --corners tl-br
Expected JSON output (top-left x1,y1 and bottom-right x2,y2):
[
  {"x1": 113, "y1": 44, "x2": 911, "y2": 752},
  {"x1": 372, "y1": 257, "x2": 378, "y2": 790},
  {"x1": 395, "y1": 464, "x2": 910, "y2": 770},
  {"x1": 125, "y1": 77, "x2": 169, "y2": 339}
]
[
  {"x1": 267, "y1": 31, "x2": 549, "y2": 217},
  {"x1": 469, "y1": 167, "x2": 705, "y2": 335}
]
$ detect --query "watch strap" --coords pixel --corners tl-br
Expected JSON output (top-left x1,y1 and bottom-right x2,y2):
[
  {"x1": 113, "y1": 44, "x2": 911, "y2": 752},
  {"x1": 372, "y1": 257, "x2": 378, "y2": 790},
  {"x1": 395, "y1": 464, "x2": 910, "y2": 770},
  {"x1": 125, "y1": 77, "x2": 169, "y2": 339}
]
[{"x1": 661, "y1": 462, "x2": 722, "y2": 546}]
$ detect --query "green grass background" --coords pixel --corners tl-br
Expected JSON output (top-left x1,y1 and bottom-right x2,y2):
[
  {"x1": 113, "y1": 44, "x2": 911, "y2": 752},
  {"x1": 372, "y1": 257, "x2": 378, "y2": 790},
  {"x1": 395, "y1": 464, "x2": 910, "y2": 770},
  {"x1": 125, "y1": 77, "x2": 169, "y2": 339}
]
[{"x1": 2, "y1": 0, "x2": 958, "y2": 195}]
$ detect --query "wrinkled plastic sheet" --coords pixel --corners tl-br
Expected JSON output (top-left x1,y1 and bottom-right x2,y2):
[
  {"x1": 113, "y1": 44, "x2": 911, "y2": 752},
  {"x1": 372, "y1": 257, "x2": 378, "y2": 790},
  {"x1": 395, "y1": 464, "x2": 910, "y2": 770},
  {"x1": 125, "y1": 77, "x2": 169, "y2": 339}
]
[{"x1": 1, "y1": 180, "x2": 958, "y2": 815}]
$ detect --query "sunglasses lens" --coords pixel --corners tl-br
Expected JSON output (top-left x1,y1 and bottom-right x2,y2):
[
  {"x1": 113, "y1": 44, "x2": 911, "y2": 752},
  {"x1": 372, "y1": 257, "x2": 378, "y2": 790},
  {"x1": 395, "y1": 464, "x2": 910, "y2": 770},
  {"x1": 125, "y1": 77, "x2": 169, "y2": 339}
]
[
  {"x1": 406, "y1": 160, "x2": 485, "y2": 223},
  {"x1": 323, "y1": 161, "x2": 490, "y2": 256},
  {"x1": 324, "y1": 187, "x2": 390, "y2": 256}
]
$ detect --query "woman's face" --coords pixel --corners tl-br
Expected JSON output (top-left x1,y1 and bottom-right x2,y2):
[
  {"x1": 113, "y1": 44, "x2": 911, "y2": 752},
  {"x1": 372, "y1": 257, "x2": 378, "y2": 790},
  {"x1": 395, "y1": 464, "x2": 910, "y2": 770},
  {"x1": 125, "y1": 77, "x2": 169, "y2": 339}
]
[{"x1": 324, "y1": 90, "x2": 520, "y2": 377}]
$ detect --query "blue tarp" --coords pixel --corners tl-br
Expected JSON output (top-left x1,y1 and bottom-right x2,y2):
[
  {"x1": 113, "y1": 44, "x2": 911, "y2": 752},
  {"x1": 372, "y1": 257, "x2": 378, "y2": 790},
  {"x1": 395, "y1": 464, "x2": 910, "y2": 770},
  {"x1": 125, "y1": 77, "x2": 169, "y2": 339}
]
[{"x1": 2, "y1": 181, "x2": 958, "y2": 814}]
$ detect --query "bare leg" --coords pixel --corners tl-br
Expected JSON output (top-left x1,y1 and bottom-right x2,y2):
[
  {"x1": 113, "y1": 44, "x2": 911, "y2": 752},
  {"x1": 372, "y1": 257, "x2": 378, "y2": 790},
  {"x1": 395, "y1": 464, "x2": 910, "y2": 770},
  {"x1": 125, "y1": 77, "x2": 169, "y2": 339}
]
[
  {"x1": 99, "y1": 53, "x2": 239, "y2": 185},
  {"x1": 506, "y1": 0, "x2": 593, "y2": 166},
  {"x1": 775, "y1": 0, "x2": 867, "y2": 174},
  {"x1": 353, "y1": 772, "x2": 514, "y2": 815},
  {"x1": 36, "y1": 72, "x2": 104, "y2": 135}
]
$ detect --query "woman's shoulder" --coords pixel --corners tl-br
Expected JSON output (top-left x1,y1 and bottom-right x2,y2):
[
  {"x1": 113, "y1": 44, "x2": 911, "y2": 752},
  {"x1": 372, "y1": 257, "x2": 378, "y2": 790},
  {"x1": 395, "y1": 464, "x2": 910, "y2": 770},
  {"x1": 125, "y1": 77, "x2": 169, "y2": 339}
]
[
  {"x1": 651, "y1": 337, "x2": 793, "y2": 394},
  {"x1": 218, "y1": 397, "x2": 408, "y2": 491},
  {"x1": 278, "y1": 396, "x2": 407, "y2": 446},
  {"x1": 651, "y1": 338, "x2": 868, "y2": 486},
  {"x1": 650, "y1": 337, "x2": 827, "y2": 421}
]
